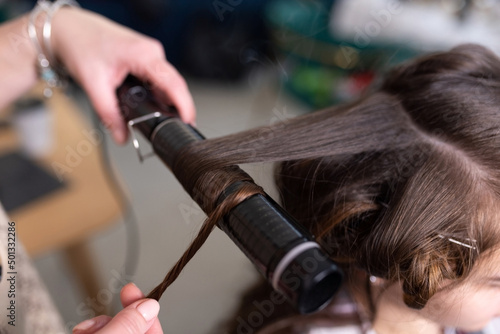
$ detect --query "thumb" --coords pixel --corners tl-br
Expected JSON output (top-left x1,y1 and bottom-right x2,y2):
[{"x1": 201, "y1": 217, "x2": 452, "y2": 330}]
[
  {"x1": 97, "y1": 299, "x2": 160, "y2": 334},
  {"x1": 82, "y1": 71, "x2": 128, "y2": 144}
]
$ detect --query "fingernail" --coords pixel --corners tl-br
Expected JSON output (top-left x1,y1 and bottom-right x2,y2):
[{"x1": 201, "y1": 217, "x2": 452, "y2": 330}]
[
  {"x1": 73, "y1": 319, "x2": 95, "y2": 332},
  {"x1": 137, "y1": 299, "x2": 160, "y2": 322}
]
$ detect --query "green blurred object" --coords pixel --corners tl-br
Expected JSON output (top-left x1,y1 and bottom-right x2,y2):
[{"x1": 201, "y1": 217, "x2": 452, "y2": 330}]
[
  {"x1": 0, "y1": 5, "x2": 9, "y2": 23},
  {"x1": 265, "y1": 0, "x2": 420, "y2": 109}
]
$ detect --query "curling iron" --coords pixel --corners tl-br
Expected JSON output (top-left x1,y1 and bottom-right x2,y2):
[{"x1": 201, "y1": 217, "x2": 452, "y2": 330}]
[{"x1": 117, "y1": 76, "x2": 343, "y2": 314}]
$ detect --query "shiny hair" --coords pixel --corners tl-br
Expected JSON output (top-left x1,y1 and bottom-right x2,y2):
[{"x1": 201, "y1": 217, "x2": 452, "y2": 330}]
[{"x1": 148, "y1": 44, "x2": 500, "y2": 317}]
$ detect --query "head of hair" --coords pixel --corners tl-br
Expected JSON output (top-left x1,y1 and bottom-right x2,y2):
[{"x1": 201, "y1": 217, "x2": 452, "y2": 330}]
[
  {"x1": 276, "y1": 44, "x2": 500, "y2": 308},
  {"x1": 149, "y1": 44, "x2": 500, "y2": 312}
]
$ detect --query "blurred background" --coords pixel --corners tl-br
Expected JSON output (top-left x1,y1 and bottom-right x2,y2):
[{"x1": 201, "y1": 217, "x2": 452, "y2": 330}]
[{"x1": 0, "y1": 0, "x2": 499, "y2": 333}]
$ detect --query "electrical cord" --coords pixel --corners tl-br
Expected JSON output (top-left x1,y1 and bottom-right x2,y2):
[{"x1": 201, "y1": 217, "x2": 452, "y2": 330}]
[
  {"x1": 90, "y1": 110, "x2": 140, "y2": 280},
  {"x1": 68, "y1": 84, "x2": 140, "y2": 310}
]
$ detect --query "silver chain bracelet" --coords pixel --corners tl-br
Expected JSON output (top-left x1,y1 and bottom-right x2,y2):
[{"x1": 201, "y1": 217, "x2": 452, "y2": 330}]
[{"x1": 28, "y1": 0, "x2": 80, "y2": 98}]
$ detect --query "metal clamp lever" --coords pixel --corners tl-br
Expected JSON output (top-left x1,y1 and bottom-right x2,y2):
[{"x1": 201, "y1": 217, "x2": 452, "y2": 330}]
[{"x1": 127, "y1": 111, "x2": 162, "y2": 163}]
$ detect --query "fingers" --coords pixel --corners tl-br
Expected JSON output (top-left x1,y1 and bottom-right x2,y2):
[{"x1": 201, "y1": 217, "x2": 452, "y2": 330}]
[
  {"x1": 74, "y1": 284, "x2": 163, "y2": 334},
  {"x1": 121, "y1": 283, "x2": 145, "y2": 308},
  {"x1": 84, "y1": 59, "x2": 196, "y2": 145},
  {"x1": 145, "y1": 319, "x2": 164, "y2": 334},
  {"x1": 77, "y1": 33, "x2": 195, "y2": 145},
  {"x1": 120, "y1": 284, "x2": 163, "y2": 334},
  {"x1": 82, "y1": 68, "x2": 128, "y2": 144},
  {"x1": 96, "y1": 299, "x2": 159, "y2": 334},
  {"x1": 132, "y1": 58, "x2": 197, "y2": 125},
  {"x1": 120, "y1": 284, "x2": 164, "y2": 334},
  {"x1": 73, "y1": 315, "x2": 112, "y2": 334},
  {"x1": 97, "y1": 299, "x2": 159, "y2": 334}
]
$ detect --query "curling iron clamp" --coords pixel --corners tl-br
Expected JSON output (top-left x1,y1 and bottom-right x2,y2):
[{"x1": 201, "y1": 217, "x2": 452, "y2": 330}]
[{"x1": 117, "y1": 75, "x2": 343, "y2": 314}]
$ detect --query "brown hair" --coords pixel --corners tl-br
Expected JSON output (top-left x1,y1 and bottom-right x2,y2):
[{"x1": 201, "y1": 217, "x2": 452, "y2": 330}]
[{"x1": 147, "y1": 44, "x2": 500, "y2": 315}]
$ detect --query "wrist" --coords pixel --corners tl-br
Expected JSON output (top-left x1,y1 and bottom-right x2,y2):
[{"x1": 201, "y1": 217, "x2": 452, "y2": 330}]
[
  {"x1": 14, "y1": 14, "x2": 39, "y2": 65},
  {"x1": 27, "y1": 0, "x2": 80, "y2": 97},
  {"x1": 0, "y1": 14, "x2": 41, "y2": 107}
]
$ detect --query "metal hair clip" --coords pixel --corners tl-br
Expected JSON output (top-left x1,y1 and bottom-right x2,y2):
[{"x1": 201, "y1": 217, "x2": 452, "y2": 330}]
[
  {"x1": 438, "y1": 234, "x2": 477, "y2": 250},
  {"x1": 127, "y1": 111, "x2": 162, "y2": 162}
]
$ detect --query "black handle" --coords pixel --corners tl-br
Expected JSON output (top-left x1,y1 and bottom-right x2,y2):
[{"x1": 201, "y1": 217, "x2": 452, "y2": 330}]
[{"x1": 117, "y1": 75, "x2": 343, "y2": 314}]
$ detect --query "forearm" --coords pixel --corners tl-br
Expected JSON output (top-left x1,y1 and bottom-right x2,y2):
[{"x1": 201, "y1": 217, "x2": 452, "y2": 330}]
[{"x1": 0, "y1": 14, "x2": 38, "y2": 109}]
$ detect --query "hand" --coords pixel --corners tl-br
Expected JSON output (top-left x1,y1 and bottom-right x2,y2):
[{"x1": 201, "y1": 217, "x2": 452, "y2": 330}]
[
  {"x1": 51, "y1": 7, "x2": 196, "y2": 143},
  {"x1": 73, "y1": 283, "x2": 163, "y2": 334}
]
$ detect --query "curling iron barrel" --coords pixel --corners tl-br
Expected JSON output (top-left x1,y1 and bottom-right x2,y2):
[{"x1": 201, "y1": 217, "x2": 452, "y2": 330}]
[{"x1": 117, "y1": 76, "x2": 343, "y2": 314}]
